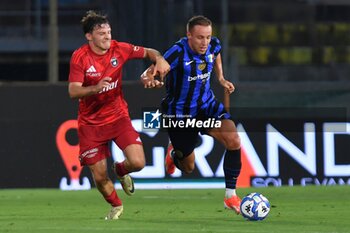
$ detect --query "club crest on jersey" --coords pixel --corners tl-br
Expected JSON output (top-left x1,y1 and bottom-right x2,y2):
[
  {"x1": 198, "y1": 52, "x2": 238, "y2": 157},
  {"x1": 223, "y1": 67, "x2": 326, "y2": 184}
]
[
  {"x1": 198, "y1": 61, "x2": 206, "y2": 71},
  {"x1": 110, "y1": 57, "x2": 118, "y2": 67}
]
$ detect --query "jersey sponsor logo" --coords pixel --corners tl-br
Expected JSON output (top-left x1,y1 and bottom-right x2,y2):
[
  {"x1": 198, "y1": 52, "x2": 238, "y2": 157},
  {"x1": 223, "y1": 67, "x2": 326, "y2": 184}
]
[
  {"x1": 188, "y1": 71, "x2": 211, "y2": 82},
  {"x1": 110, "y1": 57, "x2": 118, "y2": 67},
  {"x1": 99, "y1": 80, "x2": 119, "y2": 94},
  {"x1": 86, "y1": 65, "x2": 101, "y2": 77}
]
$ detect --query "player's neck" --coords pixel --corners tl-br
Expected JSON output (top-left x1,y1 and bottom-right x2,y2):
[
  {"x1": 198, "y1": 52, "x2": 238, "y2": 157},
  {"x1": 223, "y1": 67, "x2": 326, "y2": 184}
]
[{"x1": 89, "y1": 43, "x2": 108, "y2": 55}]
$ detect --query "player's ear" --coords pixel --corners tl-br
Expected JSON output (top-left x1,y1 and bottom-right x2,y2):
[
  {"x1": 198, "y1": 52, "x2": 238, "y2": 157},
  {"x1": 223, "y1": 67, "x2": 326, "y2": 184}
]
[
  {"x1": 85, "y1": 33, "x2": 92, "y2": 41},
  {"x1": 186, "y1": 31, "x2": 191, "y2": 38}
]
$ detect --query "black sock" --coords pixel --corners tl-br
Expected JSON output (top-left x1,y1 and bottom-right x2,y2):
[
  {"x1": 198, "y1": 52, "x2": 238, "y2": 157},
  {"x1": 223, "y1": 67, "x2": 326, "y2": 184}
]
[
  {"x1": 173, "y1": 157, "x2": 181, "y2": 169},
  {"x1": 171, "y1": 150, "x2": 182, "y2": 170},
  {"x1": 223, "y1": 148, "x2": 241, "y2": 189}
]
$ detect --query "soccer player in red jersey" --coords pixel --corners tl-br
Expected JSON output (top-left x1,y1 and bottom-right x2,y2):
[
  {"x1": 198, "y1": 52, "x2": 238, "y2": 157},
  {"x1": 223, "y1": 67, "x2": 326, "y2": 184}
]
[{"x1": 68, "y1": 10, "x2": 170, "y2": 220}]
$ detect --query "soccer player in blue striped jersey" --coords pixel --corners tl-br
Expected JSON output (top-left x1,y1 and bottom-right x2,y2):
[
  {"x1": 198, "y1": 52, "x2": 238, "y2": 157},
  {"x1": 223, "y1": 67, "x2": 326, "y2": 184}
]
[{"x1": 141, "y1": 15, "x2": 242, "y2": 214}]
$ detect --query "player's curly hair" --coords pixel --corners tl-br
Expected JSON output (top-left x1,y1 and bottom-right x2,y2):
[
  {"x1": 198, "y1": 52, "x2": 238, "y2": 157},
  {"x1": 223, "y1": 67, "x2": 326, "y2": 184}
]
[
  {"x1": 81, "y1": 10, "x2": 109, "y2": 34},
  {"x1": 186, "y1": 15, "x2": 212, "y2": 32}
]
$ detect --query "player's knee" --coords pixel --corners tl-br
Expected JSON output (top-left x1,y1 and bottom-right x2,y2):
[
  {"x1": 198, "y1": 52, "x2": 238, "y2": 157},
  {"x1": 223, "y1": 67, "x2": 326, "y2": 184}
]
[
  {"x1": 182, "y1": 163, "x2": 195, "y2": 174},
  {"x1": 225, "y1": 133, "x2": 241, "y2": 150},
  {"x1": 94, "y1": 176, "x2": 109, "y2": 188},
  {"x1": 130, "y1": 157, "x2": 145, "y2": 172}
]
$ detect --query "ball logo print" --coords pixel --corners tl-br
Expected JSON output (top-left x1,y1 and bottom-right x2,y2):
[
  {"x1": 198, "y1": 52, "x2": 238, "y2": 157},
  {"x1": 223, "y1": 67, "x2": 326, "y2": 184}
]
[
  {"x1": 240, "y1": 192, "x2": 270, "y2": 221},
  {"x1": 143, "y1": 109, "x2": 162, "y2": 129}
]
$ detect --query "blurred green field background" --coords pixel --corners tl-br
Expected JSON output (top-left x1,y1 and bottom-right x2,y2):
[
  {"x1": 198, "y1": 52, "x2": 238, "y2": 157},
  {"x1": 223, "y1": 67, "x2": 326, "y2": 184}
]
[{"x1": 0, "y1": 186, "x2": 349, "y2": 233}]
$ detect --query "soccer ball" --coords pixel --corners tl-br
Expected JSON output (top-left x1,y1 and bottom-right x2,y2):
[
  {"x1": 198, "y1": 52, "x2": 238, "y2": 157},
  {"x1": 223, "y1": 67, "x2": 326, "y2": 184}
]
[{"x1": 240, "y1": 192, "x2": 270, "y2": 221}]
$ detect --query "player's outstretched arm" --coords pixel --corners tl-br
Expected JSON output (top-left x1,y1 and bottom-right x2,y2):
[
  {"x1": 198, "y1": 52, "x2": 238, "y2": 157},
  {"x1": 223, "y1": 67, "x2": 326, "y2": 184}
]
[
  {"x1": 140, "y1": 65, "x2": 164, "y2": 89},
  {"x1": 214, "y1": 53, "x2": 235, "y2": 94},
  {"x1": 143, "y1": 48, "x2": 170, "y2": 79},
  {"x1": 68, "y1": 77, "x2": 112, "y2": 99}
]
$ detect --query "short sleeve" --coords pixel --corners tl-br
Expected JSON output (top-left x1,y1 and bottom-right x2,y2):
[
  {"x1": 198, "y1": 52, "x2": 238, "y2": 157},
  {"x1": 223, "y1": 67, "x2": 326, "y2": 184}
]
[
  {"x1": 118, "y1": 42, "x2": 145, "y2": 60},
  {"x1": 164, "y1": 44, "x2": 182, "y2": 70},
  {"x1": 211, "y1": 37, "x2": 222, "y2": 56},
  {"x1": 69, "y1": 52, "x2": 84, "y2": 83}
]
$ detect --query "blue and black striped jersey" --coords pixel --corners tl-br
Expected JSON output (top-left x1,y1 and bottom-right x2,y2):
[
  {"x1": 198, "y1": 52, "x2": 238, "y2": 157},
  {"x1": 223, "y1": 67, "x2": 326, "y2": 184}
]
[{"x1": 162, "y1": 37, "x2": 222, "y2": 118}]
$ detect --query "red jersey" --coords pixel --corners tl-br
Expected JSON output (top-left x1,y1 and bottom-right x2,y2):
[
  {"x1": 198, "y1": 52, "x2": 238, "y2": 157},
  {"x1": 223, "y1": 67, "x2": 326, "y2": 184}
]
[{"x1": 69, "y1": 40, "x2": 145, "y2": 126}]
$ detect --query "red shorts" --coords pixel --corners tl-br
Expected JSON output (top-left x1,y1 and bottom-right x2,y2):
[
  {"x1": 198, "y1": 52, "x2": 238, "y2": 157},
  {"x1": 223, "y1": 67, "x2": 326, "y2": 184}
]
[{"x1": 78, "y1": 117, "x2": 142, "y2": 166}]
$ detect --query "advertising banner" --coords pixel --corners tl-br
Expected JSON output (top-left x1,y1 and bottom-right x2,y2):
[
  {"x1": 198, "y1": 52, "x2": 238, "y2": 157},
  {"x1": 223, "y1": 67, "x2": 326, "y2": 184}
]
[{"x1": 0, "y1": 83, "x2": 349, "y2": 189}]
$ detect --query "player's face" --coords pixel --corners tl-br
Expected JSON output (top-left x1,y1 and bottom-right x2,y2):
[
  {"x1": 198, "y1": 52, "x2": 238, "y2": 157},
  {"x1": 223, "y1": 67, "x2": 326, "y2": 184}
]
[
  {"x1": 86, "y1": 23, "x2": 111, "y2": 55},
  {"x1": 187, "y1": 25, "x2": 212, "y2": 54}
]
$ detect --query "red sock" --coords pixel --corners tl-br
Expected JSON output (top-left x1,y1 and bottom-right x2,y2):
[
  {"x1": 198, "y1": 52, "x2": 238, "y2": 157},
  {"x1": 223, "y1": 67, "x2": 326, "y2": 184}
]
[
  {"x1": 115, "y1": 162, "x2": 129, "y2": 177},
  {"x1": 104, "y1": 189, "x2": 122, "y2": 207}
]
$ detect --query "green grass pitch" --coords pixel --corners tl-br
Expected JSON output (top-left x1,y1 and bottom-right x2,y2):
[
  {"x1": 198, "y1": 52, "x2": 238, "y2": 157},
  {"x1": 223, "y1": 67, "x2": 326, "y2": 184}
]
[{"x1": 0, "y1": 186, "x2": 349, "y2": 233}]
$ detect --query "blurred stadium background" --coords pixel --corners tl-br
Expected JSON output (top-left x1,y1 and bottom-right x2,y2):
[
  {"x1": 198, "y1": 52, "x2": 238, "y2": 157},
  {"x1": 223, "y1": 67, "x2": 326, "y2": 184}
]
[
  {"x1": 1, "y1": 0, "x2": 350, "y2": 82},
  {"x1": 0, "y1": 0, "x2": 349, "y2": 190}
]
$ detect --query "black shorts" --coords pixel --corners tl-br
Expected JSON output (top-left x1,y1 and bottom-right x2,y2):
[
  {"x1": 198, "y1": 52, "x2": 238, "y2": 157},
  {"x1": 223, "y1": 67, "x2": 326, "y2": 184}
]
[
  {"x1": 167, "y1": 127, "x2": 200, "y2": 158},
  {"x1": 164, "y1": 98, "x2": 232, "y2": 158}
]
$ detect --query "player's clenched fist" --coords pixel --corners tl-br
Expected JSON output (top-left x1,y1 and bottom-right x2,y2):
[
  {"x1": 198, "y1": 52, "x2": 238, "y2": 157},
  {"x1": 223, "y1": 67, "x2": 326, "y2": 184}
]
[
  {"x1": 153, "y1": 56, "x2": 170, "y2": 78},
  {"x1": 96, "y1": 77, "x2": 112, "y2": 92},
  {"x1": 140, "y1": 65, "x2": 164, "y2": 88}
]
